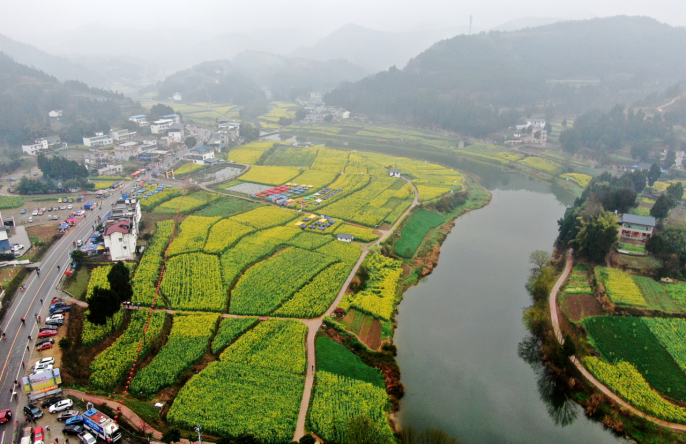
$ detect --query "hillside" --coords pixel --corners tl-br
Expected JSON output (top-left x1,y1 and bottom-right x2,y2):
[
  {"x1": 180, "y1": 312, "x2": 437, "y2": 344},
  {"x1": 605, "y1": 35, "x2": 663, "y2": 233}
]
[
  {"x1": 326, "y1": 16, "x2": 686, "y2": 136},
  {"x1": 289, "y1": 23, "x2": 464, "y2": 73},
  {"x1": 0, "y1": 33, "x2": 104, "y2": 87}
]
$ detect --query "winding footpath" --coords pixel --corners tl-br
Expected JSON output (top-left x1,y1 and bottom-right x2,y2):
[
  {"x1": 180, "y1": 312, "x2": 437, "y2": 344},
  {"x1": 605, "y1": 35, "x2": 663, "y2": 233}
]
[{"x1": 550, "y1": 250, "x2": 686, "y2": 432}]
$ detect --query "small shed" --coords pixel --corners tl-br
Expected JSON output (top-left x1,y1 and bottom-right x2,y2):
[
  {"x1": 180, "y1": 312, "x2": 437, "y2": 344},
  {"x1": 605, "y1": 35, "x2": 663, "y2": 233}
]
[
  {"x1": 389, "y1": 169, "x2": 401, "y2": 178},
  {"x1": 337, "y1": 233, "x2": 354, "y2": 243}
]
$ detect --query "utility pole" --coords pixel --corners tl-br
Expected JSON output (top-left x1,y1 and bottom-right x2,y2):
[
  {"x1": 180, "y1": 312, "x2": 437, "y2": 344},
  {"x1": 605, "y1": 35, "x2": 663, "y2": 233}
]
[{"x1": 469, "y1": 15, "x2": 473, "y2": 35}]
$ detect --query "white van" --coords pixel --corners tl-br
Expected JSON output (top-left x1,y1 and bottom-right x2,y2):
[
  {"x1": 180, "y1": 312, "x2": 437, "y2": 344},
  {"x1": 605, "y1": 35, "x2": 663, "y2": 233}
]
[{"x1": 28, "y1": 217, "x2": 33, "y2": 223}]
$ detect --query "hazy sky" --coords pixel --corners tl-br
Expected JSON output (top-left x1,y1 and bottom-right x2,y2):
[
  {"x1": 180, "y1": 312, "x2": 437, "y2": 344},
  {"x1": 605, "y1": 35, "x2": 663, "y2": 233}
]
[{"x1": 2, "y1": 0, "x2": 685, "y2": 43}]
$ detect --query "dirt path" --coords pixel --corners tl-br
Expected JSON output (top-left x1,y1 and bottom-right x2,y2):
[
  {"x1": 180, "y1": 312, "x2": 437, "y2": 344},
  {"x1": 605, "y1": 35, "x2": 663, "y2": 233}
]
[{"x1": 549, "y1": 250, "x2": 686, "y2": 432}]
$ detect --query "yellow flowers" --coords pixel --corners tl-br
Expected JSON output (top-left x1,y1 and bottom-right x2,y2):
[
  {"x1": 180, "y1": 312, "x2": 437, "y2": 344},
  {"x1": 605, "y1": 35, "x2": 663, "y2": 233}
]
[
  {"x1": 161, "y1": 253, "x2": 225, "y2": 312},
  {"x1": 521, "y1": 157, "x2": 565, "y2": 175},
  {"x1": 595, "y1": 267, "x2": 647, "y2": 306},
  {"x1": 346, "y1": 253, "x2": 403, "y2": 321},
  {"x1": 174, "y1": 162, "x2": 204, "y2": 175},
  {"x1": 584, "y1": 356, "x2": 686, "y2": 424},
  {"x1": 560, "y1": 173, "x2": 592, "y2": 188},
  {"x1": 229, "y1": 206, "x2": 298, "y2": 229},
  {"x1": 239, "y1": 165, "x2": 301, "y2": 185},
  {"x1": 130, "y1": 312, "x2": 219, "y2": 397},
  {"x1": 227, "y1": 141, "x2": 276, "y2": 164},
  {"x1": 132, "y1": 220, "x2": 174, "y2": 305},
  {"x1": 139, "y1": 187, "x2": 182, "y2": 211},
  {"x1": 203, "y1": 219, "x2": 255, "y2": 254},
  {"x1": 168, "y1": 216, "x2": 221, "y2": 257},
  {"x1": 211, "y1": 317, "x2": 259, "y2": 355},
  {"x1": 230, "y1": 247, "x2": 335, "y2": 315},
  {"x1": 81, "y1": 266, "x2": 126, "y2": 346},
  {"x1": 156, "y1": 191, "x2": 221, "y2": 214}
]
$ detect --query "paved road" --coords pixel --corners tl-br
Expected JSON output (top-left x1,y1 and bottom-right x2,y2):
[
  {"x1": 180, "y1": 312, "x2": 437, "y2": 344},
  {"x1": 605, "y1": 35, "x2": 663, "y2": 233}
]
[{"x1": 0, "y1": 182, "x2": 136, "y2": 442}]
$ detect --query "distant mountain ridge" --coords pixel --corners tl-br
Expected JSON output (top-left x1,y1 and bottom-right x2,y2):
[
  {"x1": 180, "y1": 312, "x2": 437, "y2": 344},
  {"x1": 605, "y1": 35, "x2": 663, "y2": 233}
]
[
  {"x1": 0, "y1": 33, "x2": 105, "y2": 86},
  {"x1": 325, "y1": 16, "x2": 686, "y2": 136}
]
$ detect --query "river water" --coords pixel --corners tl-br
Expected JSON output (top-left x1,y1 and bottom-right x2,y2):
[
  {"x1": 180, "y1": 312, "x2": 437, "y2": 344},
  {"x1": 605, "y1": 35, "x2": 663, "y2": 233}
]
[{"x1": 395, "y1": 167, "x2": 622, "y2": 443}]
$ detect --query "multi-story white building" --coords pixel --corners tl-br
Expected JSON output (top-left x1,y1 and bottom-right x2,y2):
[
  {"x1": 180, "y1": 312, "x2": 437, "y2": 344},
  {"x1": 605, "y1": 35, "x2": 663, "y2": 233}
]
[
  {"x1": 83, "y1": 133, "x2": 113, "y2": 148},
  {"x1": 173, "y1": 92, "x2": 182, "y2": 101},
  {"x1": 189, "y1": 146, "x2": 215, "y2": 164},
  {"x1": 84, "y1": 150, "x2": 112, "y2": 165},
  {"x1": 110, "y1": 128, "x2": 137, "y2": 141},
  {"x1": 103, "y1": 198, "x2": 141, "y2": 261},
  {"x1": 167, "y1": 123, "x2": 185, "y2": 142},
  {"x1": 21, "y1": 135, "x2": 62, "y2": 155},
  {"x1": 161, "y1": 114, "x2": 181, "y2": 124},
  {"x1": 97, "y1": 164, "x2": 123, "y2": 176},
  {"x1": 151, "y1": 119, "x2": 174, "y2": 134},
  {"x1": 128, "y1": 115, "x2": 148, "y2": 127}
]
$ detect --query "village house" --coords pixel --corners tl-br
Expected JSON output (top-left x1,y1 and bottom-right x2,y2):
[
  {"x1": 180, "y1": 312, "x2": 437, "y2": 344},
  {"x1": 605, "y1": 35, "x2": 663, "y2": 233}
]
[
  {"x1": 82, "y1": 133, "x2": 113, "y2": 148},
  {"x1": 151, "y1": 119, "x2": 174, "y2": 134},
  {"x1": 103, "y1": 198, "x2": 141, "y2": 261},
  {"x1": 97, "y1": 164, "x2": 123, "y2": 176},
  {"x1": 172, "y1": 92, "x2": 183, "y2": 101},
  {"x1": 110, "y1": 128, "x2": 137, "y2": 141},
  {"x1": 189, "y1": 145, "x2": 215, "y2": 164},
  {"x1": 161, "y1": 114, "x2": 181, "y2": 124},
  {"x1": 48, "y1": 110, "x2": 63, "y2": 118},
  {"x1": 618, "y1": 214, "x2": 656, "y2": 241},
  {"x1": 84, "y1": 149, "x2": 112, "y2": 166},
  {"x1": 337, "y1": 233, "x2": 354, "y2": 242},
  {"x1": 167, "y1": 123, "x2": 185, "y2": 143},
  {"x1": 21, "y1": 135, "x2": 62, "y2": 155},
  {"x1": 389, "y1": 169, "x2": 401, "y2": 178},
  {"x1": 128, "y1": 115, "x2": 149, "y2": 127}
]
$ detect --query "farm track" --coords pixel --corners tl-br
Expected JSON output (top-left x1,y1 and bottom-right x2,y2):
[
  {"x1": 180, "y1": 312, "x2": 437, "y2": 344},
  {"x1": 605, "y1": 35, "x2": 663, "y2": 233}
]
[{"x1": 550, "y1": 250, "x2": 686, "y2": 432}]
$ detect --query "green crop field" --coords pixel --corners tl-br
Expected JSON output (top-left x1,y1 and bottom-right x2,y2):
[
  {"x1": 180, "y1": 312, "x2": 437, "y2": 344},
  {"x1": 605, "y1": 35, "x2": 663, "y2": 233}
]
[
  {"x1": 584, "y1": 316, "x2": 686, "y2": 401},
  {"x1": 394, "y1": 209, "x2": 445, "y2": 258}
]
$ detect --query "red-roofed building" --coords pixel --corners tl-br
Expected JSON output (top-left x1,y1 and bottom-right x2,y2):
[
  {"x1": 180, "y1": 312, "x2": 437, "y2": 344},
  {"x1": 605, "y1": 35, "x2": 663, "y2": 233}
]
[{"x1": 103, "y1": 198, "x2": 141, "y2": 261}]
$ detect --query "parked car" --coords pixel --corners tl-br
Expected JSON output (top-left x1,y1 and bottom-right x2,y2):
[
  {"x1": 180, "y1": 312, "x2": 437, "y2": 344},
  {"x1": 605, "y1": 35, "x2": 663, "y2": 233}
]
[
  {"x1": 34, "y1": 363, "x2": 53, "y2": 372},
  {"x1": 20, "y1": 209, "x2": 26, "y2": 214},
  {"x1": 57, "y1": 409, "x2": 79, "y2": 422},
  {"x1": 37, "y1": 210, "x2": 43, "y2": 216},
  {"x1": 40, "y1": 396, "x2": 63, "y2": 409},
  {"x1": 34, "y1": 426, "x2": 44, "y2": 442},
  {"x1": 35, "y1": 358, "x2": 55, "y2": 370},
  {"x1": 67, "y1": 205, "x2": 73, "y2": 210},
  {"x1": 23, "y1": 404, "x2": 42, "y2": 419},
  {"x1": 45, "y1": 314, "x2": 64, "y2": 323},
  {"x1": 48, "y1": 399, "x2": 73, "y2": 413},
  {"x1": 63, "y1": 424, "x2": 84, "y2": 436},
  {"x1": 47, "y1": 207, "x2": 53, "y2": 212},
  {"x1": 65, "y1": 414, "x2": 83, "y2": 425},
  {"x1": 11, "y1": 244, "x2": 23, "y2": 252},
  {"x1": 53, "y1": 215, "x2": 59, "y2": 220},
  {"x1": 36, "y1": 338, "x2": 55, "y2": 347},
  {"x1": 78, "y1": 431, "x2": 96, "y2": 444},
  {"x1": 45, "y1": 320, "x2": 64, "y2": 328},
  {"x1": 31, "y1": 210, "x2": 38, "y2": 216},
  {"x1": 58, "y1": 198, "x2": 62, "y2": 203},
  {"x1": 50, "y1": 307, "x2": 71, "y2": 315},
  {"x1": 40, "y1": 207, "x2": 46, "y2": 212},
  {"x1": 60, "y1": 205, "x2": 67, "y2": 210},
  {"x1": 28, "y1": 217, "x2": 33, "y2": 223},
  {"x1": 0, "y1": 409, "x2": 11, "y2": 424},
  {"x1": 50, "y1": 301, "x2": 68, "y2": 309},
  {"x1": 38, "y1": 325, "x2": 59, "y2": 332},
  {"x1": 36, "y1": 342, "x2": 53, "y2": 351},
  {"x1": 37, "y1": 329, "x2": 57, "y2": 338}
]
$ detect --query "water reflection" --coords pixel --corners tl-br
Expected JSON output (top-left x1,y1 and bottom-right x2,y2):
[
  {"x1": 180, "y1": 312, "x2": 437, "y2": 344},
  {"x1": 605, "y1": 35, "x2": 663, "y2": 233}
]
[{"x1": 517, "y1": 334, "x2": 579, "y2": 427}]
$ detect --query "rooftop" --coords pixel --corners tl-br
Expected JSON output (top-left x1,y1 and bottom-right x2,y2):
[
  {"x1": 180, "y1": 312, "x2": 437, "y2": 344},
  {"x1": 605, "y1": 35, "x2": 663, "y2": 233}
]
[
  {"x1": 129, "y1": 115, "x2": 146, "y2": 119},
  {"x1": 619, "y1": 214, "x2": 656, "y2": 227},
  {"x1": 105, "y1": 221, "x2": 131, "y2": 236},
  {"x1": 168, "y1": 123, "x2": 184, "y2": 131},
  {"x1": 192, "y1": 145, "x2": 212, "y2": 154}
]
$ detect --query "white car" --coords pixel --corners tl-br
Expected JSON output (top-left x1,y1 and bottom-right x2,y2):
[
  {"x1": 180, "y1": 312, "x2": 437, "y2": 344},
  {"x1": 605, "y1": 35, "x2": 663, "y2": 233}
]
[
  {"x1": 78, "y1": 432, "x2": 96, "y2": 444},
  {"x1": 67, "y1": 205, "x2": 73, "y2": 210},
  {"x1": 48, "y1": 399, "x2": 73, "y2": 413},
  {"x1": 11, "y1": 244, "x2": 24, "y2": 252},
  {"x1": 33, "y1": 363, "x2": 53, "y2": 372},
  {"x1": 45, "y1": 314, "x2": 64, "y2": 324},
  {"x1": 31, "y1": 210, "x2": 38, "y2": 216},
  {"x1": 33, "y1": 357, "x2": 55, "y2": 369}
]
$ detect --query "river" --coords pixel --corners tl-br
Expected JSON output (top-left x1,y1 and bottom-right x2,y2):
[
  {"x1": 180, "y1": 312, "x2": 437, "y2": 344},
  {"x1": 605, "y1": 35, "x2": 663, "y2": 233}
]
[{"x1": 395, "y1": 167, "x2": 622, "y2": 443}]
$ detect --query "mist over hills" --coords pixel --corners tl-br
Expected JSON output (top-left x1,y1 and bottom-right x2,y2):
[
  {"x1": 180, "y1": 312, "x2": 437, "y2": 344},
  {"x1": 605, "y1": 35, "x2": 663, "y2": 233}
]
[{"x1": 326, "y1": 16, "x2": 686, "y2": 136}]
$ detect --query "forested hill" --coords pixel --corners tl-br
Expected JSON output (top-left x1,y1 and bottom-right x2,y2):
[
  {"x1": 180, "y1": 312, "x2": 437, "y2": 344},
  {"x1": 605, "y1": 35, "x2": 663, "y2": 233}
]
[
  {"x1": 326, "y1": 16, "x2": 686, "y2": 137},
  {"x1": 0, "y1": 53, "x2": 141, "y2": 147}
]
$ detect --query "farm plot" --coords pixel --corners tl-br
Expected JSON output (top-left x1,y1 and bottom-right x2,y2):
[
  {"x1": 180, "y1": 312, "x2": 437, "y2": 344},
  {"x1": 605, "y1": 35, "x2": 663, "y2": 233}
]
[
  {"x1": 583, "y1": 316, "x2": 686, "y2": 401},
  {"x1": 132, "y1": 221, "x2": 175, "y2": 305},
  {"x1": 230, "y1": 247, "x2": 335, "y2": 315},
  {"x1": 333, "y1": 224, "x2": 378, "y2": 243},
  {"x1": 643, "y1": 317, "x2": 686, "y2": 374},
  {"x1": 263, "y1": 146, "x2": 317, "y2": 167},
  {"x1": 168, "y1": 216, "x2": 221, "y2": 256},
  {"x1": 229, "y1": 206, "x2": 298, "y2": 229},
  {"x1": 290, "y1": 169, "x2": 337, "y2": 190},
  {"x1": 344, "y1": 253, "x2": 403, "y2": 321},
  {"x1": 664, "y1": 283, "x2": 686, "y2": 311},
  {"x1": 194, "y1": 197, "x2": 263, "y2": 217},
  {"x1": 239, "y1": 165, "x2": 301, "y2": 185},
  {"x1": 521, "y1": 157, "x2": 565, "y2": 175},
  {"x1": 130, "y1": 312, "x2": 219, "y2": 397},
  {"x1": 308, "y1": 337, "x2": 391, "y2": 443},
  {"x1": 563, "y1": 264, "x2": 593, "y2": 294},
  {"x1": 161, "y1": 253, "x2": 226, "y2": 312},
  {"x1": 168, "y1": 320, "x2": 306, "y2": 443},
  {"x1": 394, "y1": 209, "x2": 445, "y2": 258},
  {"x1": 89, "y1": 311, "x2": 166, "y2": 391},
  {"x1": 211, "y1": 317, "x2": 259, "y2": 355},
  {"x1": 560, "y1": 173, "x2": 592, "y2": 188},
  {"x1": 310, "y1": 147, "x2": 349, "y2": 172},
  {"x1": 271, "y1": 262, "x2": 352, "y2": 318},
  {"x1": 595, "y1": 267, "x2": 647, "y2": 306},
  {"x1": 81, "y1": 266, "x2": 124, "y2": 346},
  {"x1": 634, "y1": 276, "x2": 681, "y2": 313},
  {"x1": 583, "y1": 357, "x2": 686, "y2": 424},
  {"x1": 139, "y1": 188, "x2": 182, "y2": 211},
  {"x1": 227, "y1": 142, "x2": 276, "y2": 164},
  {"x1": 156, "y1": 191, "x2": 221, "y2": 214},
  {"x1": 317, "y1": 240, "x2": 362, "y2": 265},
  {"x1": 175, "y1": 162, "x2": 204, "y2": 175},
  {"x1": 0, "y1": 196, "x2": 23, "y2": 209},
  {"x1": 286, "y1": 232, "x2": 333, "y2": 250},
  {"x1": 225, "y1": 182, "x2": 273, "y2": 195},
  {"x1": 204, "y1": 219, "x2": 255, "y2": 254}
]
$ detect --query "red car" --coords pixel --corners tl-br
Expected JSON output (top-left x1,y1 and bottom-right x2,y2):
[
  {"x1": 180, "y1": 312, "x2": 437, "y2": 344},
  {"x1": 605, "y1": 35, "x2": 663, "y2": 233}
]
[
  {"x1": 37, "y1": 329, "x2": 57, "y2": 338},
  {"x1": 0, "y1": 409, "x2": 11, "y2": 424},
  {"x1": 36, "y1": 342, "x2": 53, "y2": 351},
  {"x1": 34, "y1": 426, "x2": 44, "y2": 442}
]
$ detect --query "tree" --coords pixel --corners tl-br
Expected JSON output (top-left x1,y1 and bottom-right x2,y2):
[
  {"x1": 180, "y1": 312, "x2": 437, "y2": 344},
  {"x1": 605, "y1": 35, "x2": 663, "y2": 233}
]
[
  {"x1": 562, "y1": 334, "x2": 577, "y2": 357},
  {"x1": 647, "y1": 163, "x2": 662, "y2": 186},
  {"x1": 161, "y1": 427, "x2": 181, "y2": 443},
  {"x1": 561, "y1": 118, "x2": 568, "y2": 127},
  {"x1": 543, "y1": 122, "x2": 552, "y2": 134},
  {"x1": 87, "y1": 287, "x2": 120, "y2": 332},
  {"x1": 663, "y1": 149, "x2": 677, "y2": 169},
  {"x1": 572, "y1": 211, "x2": 618, "y2": 263},
  {"x1": 344, "y1": 416, "x2": 391, "y2": 444},
  {"x1": 650, "y1": 194, "x2": 675, "y2": 219},
  {"x1": 184, "y1": 136, "x2": 197, "y2": 149},
  {"x1": 667, "y1": 182, "x2": 684, "y2": 201},
  {"x1": 150, "y1": 103, "x2": 175, "y2": 120},
  {"x1": 240, "y1": 123, "x2": 261, "y2": 143},
  {"x1": 108, "y1": 261, "x2": 133, "y2": 304},
  {"x1": 398, "y1": 426, "x2": 457, "y2": 444},
  {"x1": 70, "y1": 249, "x2": 85, "y2": 263},
  {"x1": 529, "y1": 250, "x2": 551, "y2": 275},
  {"x1": 295, "y1": 109, "x2": 307, "y2": 121}
]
